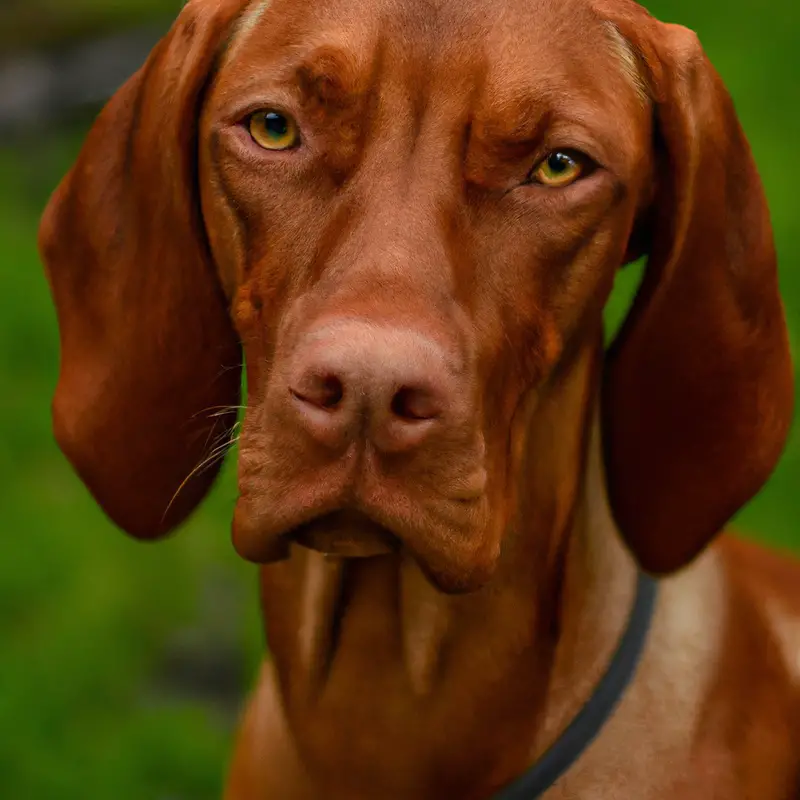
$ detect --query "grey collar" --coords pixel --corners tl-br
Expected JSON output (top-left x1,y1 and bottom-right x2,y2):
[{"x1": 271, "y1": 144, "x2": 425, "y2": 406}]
[{"x1": 492, "y1": 570, "x2": 659, "y2": 799}]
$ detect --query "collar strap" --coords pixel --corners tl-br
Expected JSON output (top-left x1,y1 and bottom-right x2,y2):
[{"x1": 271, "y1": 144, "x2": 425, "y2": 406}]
[{"x1": 492, "y1": 570, "x2": 659, "y2": 800}]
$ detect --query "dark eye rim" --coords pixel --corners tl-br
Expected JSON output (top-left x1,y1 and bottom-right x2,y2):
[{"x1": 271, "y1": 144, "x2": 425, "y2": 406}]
[{"x1": 526, "y1": 148, "x2": 597, "y2": 187}]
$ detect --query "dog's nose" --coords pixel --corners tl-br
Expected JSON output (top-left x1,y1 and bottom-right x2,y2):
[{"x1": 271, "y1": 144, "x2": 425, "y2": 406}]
[{"x1": 287, "y1": 322, "x2": 456, "y2": 453}]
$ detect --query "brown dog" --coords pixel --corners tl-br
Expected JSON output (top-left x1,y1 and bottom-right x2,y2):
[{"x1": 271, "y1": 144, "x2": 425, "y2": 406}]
[{"x1": 39, "y1": 0, "x2": 797, "y2": 797}]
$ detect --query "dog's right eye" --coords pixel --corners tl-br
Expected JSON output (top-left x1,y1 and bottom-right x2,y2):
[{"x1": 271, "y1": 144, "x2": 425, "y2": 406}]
[{"x1": 248, "y1": 110, "x2": 301, "y2": 150}]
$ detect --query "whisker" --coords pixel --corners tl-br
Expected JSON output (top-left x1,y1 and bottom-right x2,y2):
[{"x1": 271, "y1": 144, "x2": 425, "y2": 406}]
[
  {"x1": 208, "y1": 407, "x2": 245, "y2": 419},
  {"x1": 215, "y1": 361, "x2": 246, "y2": 378},
  {"x1": 161, "y1": 427, "x2": 242, "y2": 524},
  {"x1": 203, "y1": 418, "x2": 242, "y2": 454},
  {"x1": 190, "y1": 404, "x2": 247, "y2": 421},
  {"x1": 185, "y1": 404, "x2": 246, "y2": 451}
]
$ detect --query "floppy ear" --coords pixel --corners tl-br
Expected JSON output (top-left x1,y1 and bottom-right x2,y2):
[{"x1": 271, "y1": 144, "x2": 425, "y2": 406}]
[
  {"x1": 598, "y1": 2, "x2": 795, "y2": 574},
  {"x1": 38, "y1": 0, "x2": 248, "y2": 539}
]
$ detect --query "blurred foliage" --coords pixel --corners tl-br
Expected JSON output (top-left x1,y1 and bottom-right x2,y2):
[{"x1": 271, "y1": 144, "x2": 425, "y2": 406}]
[
  {"x1": 0, "y1": 0, "x2": 797, "y2": 797},
  {"x1": 0, "y1": 0, "x2": 179, "y2": 55}
]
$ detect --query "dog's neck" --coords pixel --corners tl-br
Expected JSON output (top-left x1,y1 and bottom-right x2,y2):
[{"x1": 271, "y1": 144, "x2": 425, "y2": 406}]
[{"x1": 257, "y1": 337, "x2": 639, "y2": 797}]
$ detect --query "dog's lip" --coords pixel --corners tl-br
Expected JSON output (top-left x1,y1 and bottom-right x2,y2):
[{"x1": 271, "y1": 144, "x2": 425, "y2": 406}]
[
  {"x1": 290, "y1": 509, "x2": 401, "y2": 558},
  {"x1": 232, "y1": 463, "x2": 493, "y2": 590}
]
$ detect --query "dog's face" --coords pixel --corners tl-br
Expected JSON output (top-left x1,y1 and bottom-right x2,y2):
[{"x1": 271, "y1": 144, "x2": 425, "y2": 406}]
[
  {"x1": 40, "y1": 0, "x2": 793, "y2": 593},
  {"x1": 199, "y1": 0, "x2": 653, "y2": 591}
]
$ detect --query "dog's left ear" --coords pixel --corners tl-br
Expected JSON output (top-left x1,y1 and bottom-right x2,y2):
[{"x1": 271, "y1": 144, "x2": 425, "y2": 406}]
[{"x1": 596, "y1": 0, "x2": 794, "y2": 574}]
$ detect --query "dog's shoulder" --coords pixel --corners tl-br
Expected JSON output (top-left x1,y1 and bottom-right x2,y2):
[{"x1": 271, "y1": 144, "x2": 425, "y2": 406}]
[{"x1": 716, "y1": 535, "x2": 800, "y2": 673}]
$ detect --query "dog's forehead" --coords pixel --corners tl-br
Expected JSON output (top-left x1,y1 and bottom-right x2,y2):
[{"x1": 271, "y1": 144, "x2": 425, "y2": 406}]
[{"x1": 219, "y1": 0, "x2": 633, "y2": 104}]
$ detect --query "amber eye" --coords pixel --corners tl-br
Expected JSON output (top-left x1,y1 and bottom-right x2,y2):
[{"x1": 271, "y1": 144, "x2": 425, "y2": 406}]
[
  {"x1": 248, "y1": 110, "x2": 300, "y2": 150},
  {"x1": 531, "y1": 151, "x2": 586, "y2": 187}
]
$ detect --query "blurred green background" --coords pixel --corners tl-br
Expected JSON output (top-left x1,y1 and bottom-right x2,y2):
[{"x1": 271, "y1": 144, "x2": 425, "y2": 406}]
[{"x1": 0, "y1": 0, "x2": 797, "y2": 797}]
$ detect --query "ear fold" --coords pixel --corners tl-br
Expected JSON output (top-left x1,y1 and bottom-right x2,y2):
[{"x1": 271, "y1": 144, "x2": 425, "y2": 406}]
[
  {"x1": 39, "y1": 0, "x2": 248, "y2": 539},
  {"x1": 598, "y1": 2, "x2": 795, "y2": 573}
]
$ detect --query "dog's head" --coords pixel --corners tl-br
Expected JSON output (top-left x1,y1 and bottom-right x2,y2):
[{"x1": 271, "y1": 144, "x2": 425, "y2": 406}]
[{"x1": 40, "y1": 0, "x2": 793, "y2": 593}]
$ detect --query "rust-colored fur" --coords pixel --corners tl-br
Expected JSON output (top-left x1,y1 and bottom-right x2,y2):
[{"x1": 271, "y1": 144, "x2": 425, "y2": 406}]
[{"x1": 39, "y1": 0, "x2": 796, "y2": 797}]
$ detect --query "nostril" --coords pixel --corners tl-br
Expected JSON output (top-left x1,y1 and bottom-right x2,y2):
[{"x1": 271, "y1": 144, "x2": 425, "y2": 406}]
[
  {"x1": 390, "y1": 386, "x2": 441, "y2": 421},
  {"x1": 291, "y1": 374, "x2": 344, "y2": 410}
]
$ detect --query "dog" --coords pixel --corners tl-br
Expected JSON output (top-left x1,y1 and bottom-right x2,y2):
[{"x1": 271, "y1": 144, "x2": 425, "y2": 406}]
[{"x1": 39, "y1": 0, "x2": 797, "y2": 796}]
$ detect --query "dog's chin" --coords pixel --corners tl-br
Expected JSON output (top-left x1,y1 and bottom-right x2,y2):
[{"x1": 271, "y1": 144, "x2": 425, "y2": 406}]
[
  {"x1": 291, "y1": 510, "x2": 401, "y2": 558},
  {"x1": 232, "y1": 498, "x2": 497, "y2": 595}
]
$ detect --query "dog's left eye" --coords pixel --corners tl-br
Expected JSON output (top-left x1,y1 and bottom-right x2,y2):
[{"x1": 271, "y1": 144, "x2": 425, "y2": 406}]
[
  {"x1": 530, "y1": 151, "x2": 588, "y2": 188},
  {"x1": 248, "y1": 110, "x2": 300, "y2": 150}
]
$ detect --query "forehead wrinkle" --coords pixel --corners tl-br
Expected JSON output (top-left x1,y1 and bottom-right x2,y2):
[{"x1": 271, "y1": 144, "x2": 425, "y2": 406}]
[
  {"x1": 295, "y1": 43, "x2": 370, "y2": 106},
  {"x1": 221, "y1": 0, "x2": 273, "y2": 65},
  {"x1": 603, "y1": 22, "x2": 649, "y2": 104}
]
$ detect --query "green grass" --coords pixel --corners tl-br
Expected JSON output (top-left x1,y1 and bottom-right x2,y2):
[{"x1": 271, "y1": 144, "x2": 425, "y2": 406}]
[{"x1": 0, "y1": 0, "x2": 797, "y2": 797}]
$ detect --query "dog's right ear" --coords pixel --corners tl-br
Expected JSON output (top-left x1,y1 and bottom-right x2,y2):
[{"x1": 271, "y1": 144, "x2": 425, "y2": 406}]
[{"x1": 38, "y1": 0, "x2": 249, "y2": 539}]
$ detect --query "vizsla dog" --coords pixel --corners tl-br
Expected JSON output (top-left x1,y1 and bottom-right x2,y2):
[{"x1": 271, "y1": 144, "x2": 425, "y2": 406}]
[{"x1": 39, "y1": 0, "x2": 797, "y2": 797}]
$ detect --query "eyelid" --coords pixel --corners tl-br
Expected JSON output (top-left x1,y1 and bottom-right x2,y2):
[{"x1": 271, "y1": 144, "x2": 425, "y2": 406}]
[
  {"x1": 237, "y1": 104, "x2": 298, "y2": 128},
  {"x1": 537, "y1": 134, "x2": 609, "y2": 171},
  {"x1": 217, "y1": 89, "x2": 302, "y2": 126},
  {"x1": 535, "y1": 148, "x2": 596, "y2": 169}
]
